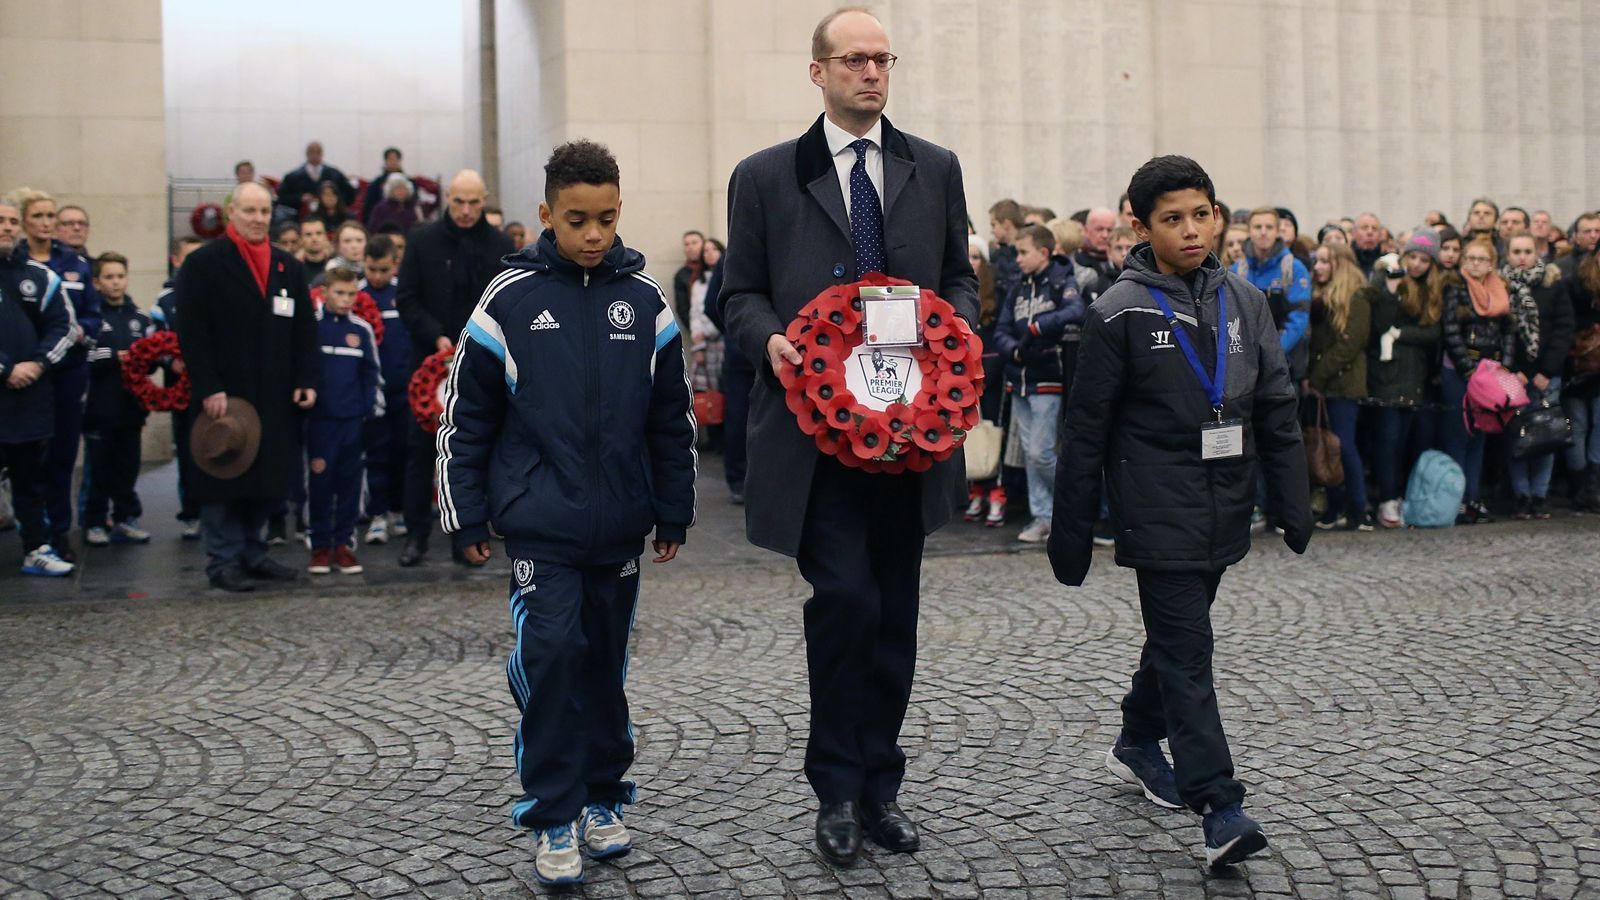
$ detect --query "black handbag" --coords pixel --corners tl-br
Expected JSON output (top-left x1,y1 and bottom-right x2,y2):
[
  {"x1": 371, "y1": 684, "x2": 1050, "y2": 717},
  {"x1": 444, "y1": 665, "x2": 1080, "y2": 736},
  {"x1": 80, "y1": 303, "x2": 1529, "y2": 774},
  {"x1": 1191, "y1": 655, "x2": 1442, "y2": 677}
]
[{"x1": 1508, "y1": 398, "x2": 1574, "y2": 460}]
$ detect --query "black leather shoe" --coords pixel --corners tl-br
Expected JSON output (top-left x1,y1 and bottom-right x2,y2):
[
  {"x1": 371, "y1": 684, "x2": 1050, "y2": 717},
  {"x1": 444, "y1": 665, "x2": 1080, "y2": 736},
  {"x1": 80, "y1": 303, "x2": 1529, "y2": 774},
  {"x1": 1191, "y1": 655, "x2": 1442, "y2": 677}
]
[
  {"x1": 860, "y1": 801, "x2": 919, "y2": 853},
  {"x1": 209, "y1": 566, "x2": 255, "y2": 593},
  {"x1": 245, "y1": 558, "x2": 299, "y2": 582},
  {"x1": 815, "y1": 801, "x2": 863, "y2": 867},
  {"x1": 398, "y1": 538, "x2": 427, "y2": 567}
]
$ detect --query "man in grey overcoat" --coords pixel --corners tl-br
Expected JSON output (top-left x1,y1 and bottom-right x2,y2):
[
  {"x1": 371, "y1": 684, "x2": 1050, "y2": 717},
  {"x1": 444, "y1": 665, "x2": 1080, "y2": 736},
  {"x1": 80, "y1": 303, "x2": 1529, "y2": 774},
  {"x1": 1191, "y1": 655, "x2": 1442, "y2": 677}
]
[{"x1": 721, "y1": 6, "x2": 979, "y2": 868}]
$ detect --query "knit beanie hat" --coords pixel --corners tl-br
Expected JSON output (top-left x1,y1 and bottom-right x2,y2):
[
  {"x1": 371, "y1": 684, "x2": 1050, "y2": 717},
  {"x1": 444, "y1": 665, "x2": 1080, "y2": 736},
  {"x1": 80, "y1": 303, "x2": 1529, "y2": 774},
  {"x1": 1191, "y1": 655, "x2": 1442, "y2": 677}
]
[{"x1": 1402, "y1": 228, "x2": 1441, "y2": 263}]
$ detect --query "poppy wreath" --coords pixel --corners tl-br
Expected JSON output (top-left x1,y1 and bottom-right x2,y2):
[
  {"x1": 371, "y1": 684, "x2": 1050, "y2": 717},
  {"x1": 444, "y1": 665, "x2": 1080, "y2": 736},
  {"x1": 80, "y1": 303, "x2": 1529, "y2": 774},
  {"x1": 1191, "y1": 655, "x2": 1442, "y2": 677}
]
[
  {"x1": 408, "y1": 346, "x2": 455, "y2": 433},
  {"x1": 780, "y1": 273, "x2": 984, "y2": 474},
  {"x1": 309, "y1": 286, "x2": 385, "y2": 345},
  {"x1": 120, "y1": 329, "x2": 192, "y2": 413}
]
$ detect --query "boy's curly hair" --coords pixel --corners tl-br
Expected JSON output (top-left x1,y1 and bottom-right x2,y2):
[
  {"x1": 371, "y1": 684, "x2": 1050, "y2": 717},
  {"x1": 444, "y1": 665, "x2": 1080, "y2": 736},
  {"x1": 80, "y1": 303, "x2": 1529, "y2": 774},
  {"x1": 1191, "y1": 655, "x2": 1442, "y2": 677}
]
[{"x1": 544, "y1": 140, "x2": 620, "y2": 206}]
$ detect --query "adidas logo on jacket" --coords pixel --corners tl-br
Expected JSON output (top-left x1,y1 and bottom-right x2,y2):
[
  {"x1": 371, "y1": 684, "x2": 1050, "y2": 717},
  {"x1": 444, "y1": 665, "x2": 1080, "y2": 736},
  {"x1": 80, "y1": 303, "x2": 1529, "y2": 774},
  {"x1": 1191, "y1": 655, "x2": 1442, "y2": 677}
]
[{"x1": 436, "y1": 231, "x2": 698, "y2": 564}]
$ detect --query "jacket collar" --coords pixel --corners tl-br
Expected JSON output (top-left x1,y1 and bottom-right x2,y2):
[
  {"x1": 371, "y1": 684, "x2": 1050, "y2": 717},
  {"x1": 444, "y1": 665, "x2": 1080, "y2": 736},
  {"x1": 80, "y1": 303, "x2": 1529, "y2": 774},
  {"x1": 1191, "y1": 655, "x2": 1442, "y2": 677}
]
[{"x1": 795, "y1": 113, "x2": 916, "y2": 244}]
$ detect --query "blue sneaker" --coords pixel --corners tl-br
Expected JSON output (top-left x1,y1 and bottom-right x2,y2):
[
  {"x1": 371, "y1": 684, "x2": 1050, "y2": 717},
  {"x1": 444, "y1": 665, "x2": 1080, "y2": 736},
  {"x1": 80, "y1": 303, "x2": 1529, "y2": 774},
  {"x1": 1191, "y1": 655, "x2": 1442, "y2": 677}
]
[
  {"x1": 1203, "y1": 803, "x2": 1267, "y2": 869},
  {"x1": 1106, "y1": 733, "x2": 1182, "y2": 809},
  {"x1": 531, "y1": 822, "x2": 583, "y2": 885},
  {"x1": 578, "y1": 802, "x2": 632, "y2": 859}
]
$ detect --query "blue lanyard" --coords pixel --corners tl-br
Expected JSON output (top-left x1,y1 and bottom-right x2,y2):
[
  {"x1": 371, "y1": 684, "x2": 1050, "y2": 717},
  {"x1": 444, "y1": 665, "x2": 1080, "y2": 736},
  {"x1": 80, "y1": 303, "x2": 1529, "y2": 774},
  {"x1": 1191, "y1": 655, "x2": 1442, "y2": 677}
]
[{"x1": 1147, "y1": 286, "x2": 1227, "y2": 421}]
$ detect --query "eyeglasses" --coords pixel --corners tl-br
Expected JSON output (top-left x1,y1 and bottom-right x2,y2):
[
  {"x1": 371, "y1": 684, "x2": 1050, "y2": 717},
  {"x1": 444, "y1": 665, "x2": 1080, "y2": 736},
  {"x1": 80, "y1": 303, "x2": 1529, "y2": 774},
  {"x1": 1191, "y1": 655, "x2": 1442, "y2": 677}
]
[
  {"x1": 816, "y1": 52, "x2": 897, "y2": 72},
  {"x1": 58, "y1": 219, "x2": 88, "y2": 228}
]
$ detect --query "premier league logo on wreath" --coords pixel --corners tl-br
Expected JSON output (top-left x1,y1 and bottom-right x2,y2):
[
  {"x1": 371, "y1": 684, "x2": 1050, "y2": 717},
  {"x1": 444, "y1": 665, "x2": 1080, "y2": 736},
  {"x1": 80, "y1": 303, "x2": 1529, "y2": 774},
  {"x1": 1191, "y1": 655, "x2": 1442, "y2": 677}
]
[
  {"x1": 607, "y1": 300, "x2": 634, "y2": 330},
  {"x1": 780, "y1": 273, "x2": 984, "y2": 473}
]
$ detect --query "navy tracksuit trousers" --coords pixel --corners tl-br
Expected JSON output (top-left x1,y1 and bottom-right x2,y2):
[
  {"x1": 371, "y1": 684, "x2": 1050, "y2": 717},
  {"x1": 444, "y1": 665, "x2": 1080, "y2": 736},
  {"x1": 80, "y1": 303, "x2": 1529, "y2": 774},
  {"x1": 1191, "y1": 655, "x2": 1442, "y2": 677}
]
[
  {"x1": 44, "y1": 361, "x2": 88, "y2": 537},
  {"x1": 507, "y1": 556, "x2": 641, "y2": 830},
  {"x1": 362, "y1": 388, "x2": 410, "y2": 518},
  {"x1": 307, "y1": 417, "x2": 363, "y2": 549}
]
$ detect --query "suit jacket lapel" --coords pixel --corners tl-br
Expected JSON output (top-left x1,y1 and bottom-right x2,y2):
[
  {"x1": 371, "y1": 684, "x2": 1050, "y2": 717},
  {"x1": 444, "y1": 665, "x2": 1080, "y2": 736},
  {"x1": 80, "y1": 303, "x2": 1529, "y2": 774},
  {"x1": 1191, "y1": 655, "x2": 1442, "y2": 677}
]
[
  {"x1": 806, "y1": 172, "x2": 852, "y2": 244},
  {"x1": 880, "y1": 117, "x2": 916, "y2": 222},
  {"x1": 796, "y1": 115, "x2": 852, "y2": 244},
  {"x1": 219, "y1": 242, "x2": 264, "y2": 299}
]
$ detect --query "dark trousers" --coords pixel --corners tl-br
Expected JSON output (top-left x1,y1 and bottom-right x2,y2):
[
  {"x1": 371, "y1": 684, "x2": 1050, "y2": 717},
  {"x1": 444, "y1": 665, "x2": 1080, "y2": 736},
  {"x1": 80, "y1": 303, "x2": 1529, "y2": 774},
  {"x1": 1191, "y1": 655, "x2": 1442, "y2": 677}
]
[
  {"x1": 44, "y1": 361, "x2": 88, "y2": 536},
  {"x1": 0, "y1": 440, "x2": 50, "y2": 553},
  {"x1": 403, "y1": 416, "x2": 436, "y2": 540},
  {"x1": 1372, "y1": 407, "x2": 1416, "y2": 502},
  {"x1": 200, "y1": 499, "x2": 272, "y2": 578},
  {"x1": 171, "y1": 410, "x2": 198, "y2": 520},
  {"x1": 1121, "y1": 568, "x2": 1245, "y2": 815},
  {"x1": 307, "y1": 417, "x2": 364, "y2": 549},
  {"x1": 507, "y1": 557, "x2": 641, "y2": 829},
  {"x1": 796, "y1": 458, "x2": 924, "y2": 804},
  {"x1": 273, "y1": 416, "x2": 307, "y2": 523},
  {"x1": 82, "y1": 424, "x2": 144, "y2": 527},
  {"x1": 1325, "y1": 397, "x2": 1367, "y2": 520},
  {"x1": 721, "y1": 363, "x2": 753, "y2": 491},
  {"x1": 362, "y1": 391, "x2": 410, "y2": 517}
]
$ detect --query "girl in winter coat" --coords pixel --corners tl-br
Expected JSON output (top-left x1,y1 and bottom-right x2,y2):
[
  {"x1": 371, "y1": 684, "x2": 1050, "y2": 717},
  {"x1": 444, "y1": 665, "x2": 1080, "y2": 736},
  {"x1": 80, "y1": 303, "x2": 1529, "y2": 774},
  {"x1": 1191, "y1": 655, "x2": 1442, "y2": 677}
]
[
  {"x1": 1503, "y1": 232, "x2": 1575, "y2": 519},
  {"x1": 1367, "y1": 232, "x2": 1444, "y2": 527},
  {"x1": 965, "y1": 236, "x2": 1007, "y2": 525},
  {"x1": 1562, "y1": 250, "x2": 1600, "y2": 512},
  {"x1": 1307, "y1": 243, "x2": 1375, "y2": 530},
  {"x1": 1441, "y1": 238, "x2": 1538, "y2": 523}
]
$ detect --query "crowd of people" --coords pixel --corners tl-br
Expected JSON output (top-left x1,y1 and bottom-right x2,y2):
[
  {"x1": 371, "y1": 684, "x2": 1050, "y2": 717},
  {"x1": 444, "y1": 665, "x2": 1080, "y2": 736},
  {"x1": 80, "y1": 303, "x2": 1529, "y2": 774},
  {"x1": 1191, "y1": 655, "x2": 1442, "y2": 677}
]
[{"x1": 1, "y1": 135, "x2": 1597, "y2": 582}]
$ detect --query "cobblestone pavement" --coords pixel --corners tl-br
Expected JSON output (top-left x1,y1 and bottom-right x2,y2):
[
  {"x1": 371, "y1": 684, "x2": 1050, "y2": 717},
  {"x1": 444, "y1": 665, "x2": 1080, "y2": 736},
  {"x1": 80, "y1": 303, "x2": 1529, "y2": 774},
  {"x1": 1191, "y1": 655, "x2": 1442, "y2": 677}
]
[{"x1": 2, "y1": 503, "x2": 1598, "y2": 898}]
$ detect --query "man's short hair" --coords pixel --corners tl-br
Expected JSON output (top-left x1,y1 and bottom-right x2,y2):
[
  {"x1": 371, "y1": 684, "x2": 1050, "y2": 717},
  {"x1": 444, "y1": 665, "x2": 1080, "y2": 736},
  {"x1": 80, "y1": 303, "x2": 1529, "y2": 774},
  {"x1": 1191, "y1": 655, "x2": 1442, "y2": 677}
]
[
  {"x1": 1576, "y1": 211, "x2": 1600, "y2": 226},
  {"x1": 58, "y1": 204, "x2": 88, "y2": 222},
  {"x1": 1125, "y1": 156, "x2": 1215, "y2": 225},
  {"x1": 1503, "y1": 206, "x2": 1529, "y2": 225},
  {"x1": 683, "y1": 229, "x2": 704, "y2": 240},
  {"x1": 91, "y1": 251, "x2": 128, "y2": 278},
  {"x1": 1016, "y1": 223, "x2": 1056, "y2": 254},
  {"x1": 1469, "y1": 197, "x2": 1499, "y2": 217},
  {"x1": 988, "y1": 199, "x2": 1026, "y2": 228},
  {"x1": 543, "y1": 140, "x2": 621, "y2": 206},
  {"x1": 1247, "y1": 206, "x2": 1279, "y2": 223},
  {"x1": 336, "y1": 220, "x2": 368, "y2": 240},
  {"x1": 484, "y1": 204, "x2": 503, "y2": 217},
  {"x1": 1032, "y1": 207, "x2": 1058, "y2": 222},
  {"x1": 1068, "y1": 209, "x2": 1089, "y2": 225},
  {"x1": 811, "y1": 6, "x2": 878, "y2": 59},
  {"x1": 383, "y1": 147, "x2": 401, "y2": 160},
  {"x1": 170, "y1": 234, "x2": 204, "y2": 256},
  {"x1": 234, "y1": 160, "x2": 253, "y2": 175},
  {"x1": 273, "y1": 222, "x2": 300, "y2": 241},
  {"x1": 323, "y1": 266, "x2": 359, "y2": 287},
  {"x1": 1110, "y1": 226, "x2": 1137, "y2": 242},
  {"x1": 365, "y1": 234, "x2": 396, "y2": 261}
]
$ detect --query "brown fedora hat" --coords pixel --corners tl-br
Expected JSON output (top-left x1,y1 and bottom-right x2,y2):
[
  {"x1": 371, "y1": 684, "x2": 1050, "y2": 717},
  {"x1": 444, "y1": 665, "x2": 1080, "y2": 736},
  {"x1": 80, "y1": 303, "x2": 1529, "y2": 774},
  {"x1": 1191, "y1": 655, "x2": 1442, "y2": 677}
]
[{"x1": 190, "y1": 396, "x2": 262, "y2": 480}]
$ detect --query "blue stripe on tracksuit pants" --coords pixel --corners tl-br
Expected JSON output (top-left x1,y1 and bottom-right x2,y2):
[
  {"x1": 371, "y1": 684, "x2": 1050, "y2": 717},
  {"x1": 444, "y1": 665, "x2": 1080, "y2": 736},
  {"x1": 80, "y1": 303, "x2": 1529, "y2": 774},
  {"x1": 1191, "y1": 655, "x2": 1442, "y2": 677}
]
[{"x1": 507, "y1": 557, "x2": 641, "y2": 830}]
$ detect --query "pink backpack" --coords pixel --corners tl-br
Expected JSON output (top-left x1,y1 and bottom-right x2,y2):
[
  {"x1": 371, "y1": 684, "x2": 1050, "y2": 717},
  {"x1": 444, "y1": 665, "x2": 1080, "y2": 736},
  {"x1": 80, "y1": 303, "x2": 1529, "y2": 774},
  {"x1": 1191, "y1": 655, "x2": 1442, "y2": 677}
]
[{"x1": 1464, "y1": 359, "x2": 1528, "y2": 435}]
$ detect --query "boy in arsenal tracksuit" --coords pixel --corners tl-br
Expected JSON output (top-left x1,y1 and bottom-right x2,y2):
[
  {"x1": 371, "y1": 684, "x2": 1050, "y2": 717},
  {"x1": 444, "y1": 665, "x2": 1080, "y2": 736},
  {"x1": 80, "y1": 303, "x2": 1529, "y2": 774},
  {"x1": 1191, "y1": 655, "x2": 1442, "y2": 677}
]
[
  {"x1": 306, "y1": 267, "x2": 382, "y2": 575},
  {"x1": 437, "y1": 141, "x2": 695, "y2": 886},
  {"x1": 82, "y1": 252, "x2": 155, "y2": 546}
]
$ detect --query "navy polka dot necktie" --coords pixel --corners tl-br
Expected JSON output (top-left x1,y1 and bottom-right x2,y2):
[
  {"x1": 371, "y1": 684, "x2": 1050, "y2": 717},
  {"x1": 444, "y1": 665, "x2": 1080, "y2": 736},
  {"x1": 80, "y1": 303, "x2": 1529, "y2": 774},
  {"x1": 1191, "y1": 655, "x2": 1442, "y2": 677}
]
[{"x1": 849, "y1": 138, "x2": 886, "y2": 278}]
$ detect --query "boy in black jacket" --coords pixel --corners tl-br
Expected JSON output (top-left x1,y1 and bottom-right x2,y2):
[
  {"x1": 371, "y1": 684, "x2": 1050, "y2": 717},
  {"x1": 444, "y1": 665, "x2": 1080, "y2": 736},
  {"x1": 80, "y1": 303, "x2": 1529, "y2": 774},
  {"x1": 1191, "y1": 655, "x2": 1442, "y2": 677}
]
[
  {"x1": 437, "y1": 141, "x2": 695, "y2": 886},
  {"x1": 1048, "y1": 156, "x2": 1311, "y2": 869},
  {"x1": 82, "y1": 252, "x2": 154, "y2": 546}
]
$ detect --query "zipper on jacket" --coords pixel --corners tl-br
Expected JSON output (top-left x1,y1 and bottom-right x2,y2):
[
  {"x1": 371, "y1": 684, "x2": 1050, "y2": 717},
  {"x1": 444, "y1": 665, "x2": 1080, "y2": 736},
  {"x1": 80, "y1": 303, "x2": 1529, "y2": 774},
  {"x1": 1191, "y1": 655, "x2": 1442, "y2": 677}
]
[{"x1": 581, "y1": 269, "x2": 601, "y2": 551}]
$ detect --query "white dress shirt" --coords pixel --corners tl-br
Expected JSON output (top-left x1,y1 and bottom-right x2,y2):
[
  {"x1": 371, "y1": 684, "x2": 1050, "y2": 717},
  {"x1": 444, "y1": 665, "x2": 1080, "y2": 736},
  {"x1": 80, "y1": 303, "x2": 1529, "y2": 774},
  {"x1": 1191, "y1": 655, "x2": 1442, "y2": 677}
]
[{"x1": 822, "y1": 115, "x2": 884, "y2": 220}]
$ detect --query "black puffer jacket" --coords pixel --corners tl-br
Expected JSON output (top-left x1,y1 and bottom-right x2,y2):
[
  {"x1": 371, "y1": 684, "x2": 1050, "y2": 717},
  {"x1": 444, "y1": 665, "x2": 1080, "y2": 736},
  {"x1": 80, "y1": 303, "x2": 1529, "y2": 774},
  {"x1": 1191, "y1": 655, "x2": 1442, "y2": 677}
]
[
  {"x1": 1441, "y1": 275, "x2": 1516, "y2": 375},
  {"x1": 1048, "y1": 246, "x2": 1311, "y2": 584}
]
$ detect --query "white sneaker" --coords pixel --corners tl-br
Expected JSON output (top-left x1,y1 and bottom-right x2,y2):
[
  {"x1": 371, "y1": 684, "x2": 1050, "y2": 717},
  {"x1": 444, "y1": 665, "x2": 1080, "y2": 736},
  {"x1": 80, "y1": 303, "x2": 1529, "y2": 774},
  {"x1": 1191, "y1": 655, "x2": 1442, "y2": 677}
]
[
  {"x1": 113, "y1": 520, "x2": 152, "y2": 543},
  {"x1": 84, "y1": 526, "x2": 111, "y2": 547},
  {"x1": 388, "y1": 513, "x2": 408, "y2": 538},
  {"x1": 22, "y1": 545, "x2": 74, "y2": 577},
  {"x1": 532, "y1": 822, "x2": 584, "y2": 885},
  {"x1": 1378, "y1": 499, "x2": 1403, "y2": 529},
  {"x1": 364, "y1": 518, "x2": 389, "y2": 545},
  {"x1": 1017, "y1": 518, "x2": 1051, "y2": 543},
  {"x1": 963, "y1": 493, "x2": 984, "y2": 521},
  {"x1": 578, "y1": 803, "x2": 632, "y2": 859},
  {"x1": 180, "y1": 518, "x2": 202, "y2": 540}
]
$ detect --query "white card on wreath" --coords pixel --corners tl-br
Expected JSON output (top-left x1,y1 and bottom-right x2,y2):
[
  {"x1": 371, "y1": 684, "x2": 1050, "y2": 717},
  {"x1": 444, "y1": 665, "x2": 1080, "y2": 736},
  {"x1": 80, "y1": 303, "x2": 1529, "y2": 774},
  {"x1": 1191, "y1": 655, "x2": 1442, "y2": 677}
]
[{"x1": 861, "y1": 285, "x2": 922, "y2": 347}]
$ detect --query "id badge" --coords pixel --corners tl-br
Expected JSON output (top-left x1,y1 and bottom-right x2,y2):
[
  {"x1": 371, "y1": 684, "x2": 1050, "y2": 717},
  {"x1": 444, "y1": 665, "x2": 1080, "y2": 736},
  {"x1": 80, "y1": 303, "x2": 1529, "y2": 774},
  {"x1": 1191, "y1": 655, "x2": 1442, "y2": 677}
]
[
  {"x1": 1200, "y1": 418, "x2": 1245, "y2": 460},
  {"x1": 861, "y1": 284, "x2": 922, "y2": 347},
  {"x1": 272, "y1": 292, "x2": 295, "y2": 318}
]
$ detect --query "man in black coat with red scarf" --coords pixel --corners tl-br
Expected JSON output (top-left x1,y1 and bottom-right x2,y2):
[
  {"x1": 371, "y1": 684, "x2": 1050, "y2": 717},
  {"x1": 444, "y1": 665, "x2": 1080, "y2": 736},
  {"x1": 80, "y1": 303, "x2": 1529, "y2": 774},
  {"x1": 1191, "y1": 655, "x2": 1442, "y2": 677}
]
[{"x1": 176, "y1": 181, "x2": 320, "y2": 592}]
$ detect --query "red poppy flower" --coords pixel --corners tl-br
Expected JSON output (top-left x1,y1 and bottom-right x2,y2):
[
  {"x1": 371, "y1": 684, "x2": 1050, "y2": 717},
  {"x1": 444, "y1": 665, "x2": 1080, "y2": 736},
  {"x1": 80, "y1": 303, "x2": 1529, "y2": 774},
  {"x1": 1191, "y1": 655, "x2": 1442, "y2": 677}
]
[
  {"x1": 912, "y1": 412, "x2": 955, "y2": 453},
  {"x1": 805, "y1": 320, "x2": 850, "y2": 362},
  {"x1": 816, "y1": 428, "x2": 847, "y2": 457},
  {"x1": 805, "y1": 369, "x2": 850, "y2": 408},
  {"x1": 935, "y1": 332, "x2": 971, "y2": 362},
  {"x1": 905, "y1": 447, "x2": 935, "y2": 471},
  {"x1": 785, "y1": 318, "x2": 813, "y2": 345},
  {"x1": 936, "y1": 376, "x2": 975, "y2": 412},
  {"x1": 797, "y1": 406, "x2": 830, "y2": 435},
  {"x1": 825, "y1": 401, "x2": 857, "y2": 430},
  {"x1": 881, "y1": 402, "x2": 914, "y2": 438},
  {"x1": 849, "y1": 413, "x2": 893, "y2": 460},
  {"x1": 920, "y1": 296, "x2": 957, "y2": 341},
  {"x1": 956, "y1": 403, "x2": 982, "y2": 430},
  {"x1": 809, "y1": 289, "x2": 862, "y2": 333},
  {"x1": 786, "y1": 383, "x2": 817, "y2": 418}
]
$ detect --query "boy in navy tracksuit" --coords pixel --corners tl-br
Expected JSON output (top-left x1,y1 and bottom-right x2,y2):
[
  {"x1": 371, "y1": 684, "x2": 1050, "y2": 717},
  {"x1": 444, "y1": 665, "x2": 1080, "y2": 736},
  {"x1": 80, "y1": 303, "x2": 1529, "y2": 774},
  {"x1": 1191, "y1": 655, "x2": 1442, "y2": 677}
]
[
  {"x1": 358, "y1": 234, "x2": 410, "y2": 545},
  {"x1": 438, "y1": 141, "x2": 695, "y2": 886},
  {"x1": 306, "y1": 267, "x2": 382, "y2": 575},
  {"x1": 82, "y1": 253, "x2": 154, "y2": 546},
  {"x1": 0, "y1": 199, "x2": 76, "y2": 576},
  {"x1": 151, "y1": 235, "x2": 205, "y2": 538}
]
